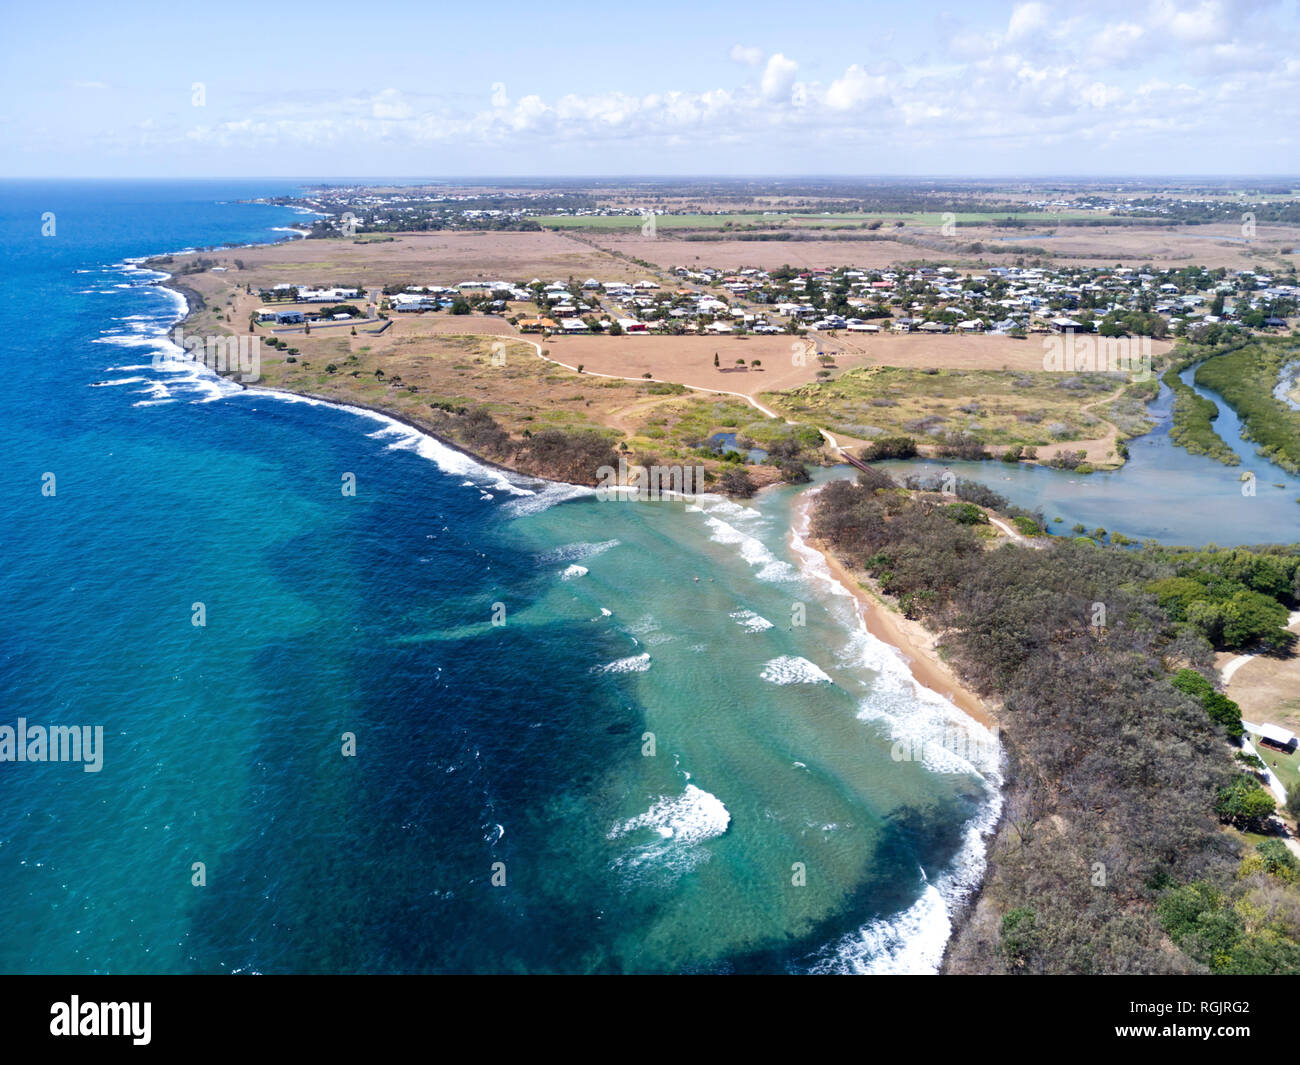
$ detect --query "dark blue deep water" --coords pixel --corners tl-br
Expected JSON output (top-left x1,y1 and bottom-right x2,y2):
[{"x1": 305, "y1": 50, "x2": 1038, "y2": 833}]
[{"x1": 0, "y1": 180, "x2": 1005, "y2": 974}]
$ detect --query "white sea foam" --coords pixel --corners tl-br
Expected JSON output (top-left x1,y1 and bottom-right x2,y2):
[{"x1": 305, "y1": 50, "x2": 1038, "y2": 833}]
[
  {"x1": 501, "y1": 480, "x2": 595, "y2": 517},
  {"x1": 99, "y1": 260, "x2": 594, "y2": 511},
  {"x1": 703, "y1": 514, "x2": 796, "y2": 582},
  {"x1": 609, "y1": 783, "x2": 731, "y2": 845},
  {"x1": 760, "y1": 655, "x2": 832, "y2": 685},
  {"x1": 730, "y1": 609, "x2": 774, "y2": 632},
  {"x1": 238, "y1": 389, "x2": 539, "y2": 495},
  {"x1": 786, "y1": 483, "x2": 1005, "y2": 972},
  {"x1": 592, "y1": 652, "x2": 651, "y2": 675},
  {"x1": 92, "y1": 334, "x2": 161, "y2": 347},
  {"x1": 809, "y1": 881, "x2": 952, "y2": 975},
  {"x1": 788, "y1": 489, "x2": 1003, "y2": 779},
  {"x1": 560, "y1": 564, "x2": 588, "y2": 580},
  {"x1": 535, "y1": 539, "x2": 619, "y2": 566},
  {"x1": 132, "y1": 382, "x2": 173, "y2": 401},
  {"x1": 607, "y1": 783, "x2": 731, "y2": 876},
  {"x1": 809, "y1": 776, "x2": 1002, "y2": 975}
]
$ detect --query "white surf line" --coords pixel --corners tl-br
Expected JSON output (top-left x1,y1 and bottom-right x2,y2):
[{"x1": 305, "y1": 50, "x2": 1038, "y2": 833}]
[{"x1": 1222, "y1": 611, "x2": 1300, "y2": 683}]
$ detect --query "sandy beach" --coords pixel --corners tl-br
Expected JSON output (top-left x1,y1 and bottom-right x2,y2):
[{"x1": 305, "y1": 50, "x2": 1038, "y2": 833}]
[{"x1": 793, "y1": 493, "x2": 999, "y2": 731}]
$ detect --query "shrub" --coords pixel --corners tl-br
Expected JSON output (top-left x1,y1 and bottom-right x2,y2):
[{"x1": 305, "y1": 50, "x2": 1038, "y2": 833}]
[
  {"x1": 719, "y1": 468, "x2": 757, "y2": 497},
  {"x1": 1215, "y1": 774, "x2": 1276, "y2": 829},
  {"x1": 942, "y1": 502, "x2": 988, "y2": 525},
  {"x1": 861, "y1": 436, "x2": 918, "y2": 461}
]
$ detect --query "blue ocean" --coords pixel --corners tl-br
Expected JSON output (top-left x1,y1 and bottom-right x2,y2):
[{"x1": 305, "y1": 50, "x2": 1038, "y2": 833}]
[{"x1": 0, "y1": 179, "x2": 1005, "y2": 973}]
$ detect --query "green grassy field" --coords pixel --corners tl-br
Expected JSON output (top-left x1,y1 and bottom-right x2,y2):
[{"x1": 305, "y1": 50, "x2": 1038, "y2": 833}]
[
  {"x1": 1247, "y1": 727, "x2": 1300, "y2": 796},
  {"x1": 534, "y1": 210, "x2": 1106, "y2": 230}
]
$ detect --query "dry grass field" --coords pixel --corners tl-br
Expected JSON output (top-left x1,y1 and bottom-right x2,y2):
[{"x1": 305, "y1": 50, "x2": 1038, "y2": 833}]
[
  {"x1": 1224, "y1": 652, "x2": 1300, "y2": 730},
  {"x1": 585, "y1": 231, "x2": 931, "y2": 271},
  {"x1": 197, "y1": 230, "x2": 654, "y2": 289},
  {"x1": 160, "y1": 231, "x2": 1182, "y2": 479},
  {"x1": 583, "y1": 222, "x2": 1300, "y2": 273}
]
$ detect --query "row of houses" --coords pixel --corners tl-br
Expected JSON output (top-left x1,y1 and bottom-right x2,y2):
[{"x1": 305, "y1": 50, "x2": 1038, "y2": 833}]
[
  {"x1": 665, "y1": 261, "x2": 1299, "y2": 337},
  {"x1": 265, "y1": 285, "x2": 364, "y2": 303}
]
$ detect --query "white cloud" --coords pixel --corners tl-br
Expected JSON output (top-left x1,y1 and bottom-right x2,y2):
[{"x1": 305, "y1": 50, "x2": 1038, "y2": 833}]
[
  {"x1": 825, "y1": 65, "x2": 890, "y2": 110},
  {"x1": 1090, "y1": 21, "x2": 1146, "y2": 61},
  {"x1": 68, "y1": 2, "x2": 1300, "y2": 173},
  {"x1": 760, "y1": 53, "x2": 798, "y2": 100},
  {"x1": 370, "y1": 89, "x2": 412, "y2": 120},
  {"x1": 1007, "y1": 2, "x2": 1050, "y2": 40},
  {"x1": 1149, "y1": 0, "x2": 1228, "y2": 44}
]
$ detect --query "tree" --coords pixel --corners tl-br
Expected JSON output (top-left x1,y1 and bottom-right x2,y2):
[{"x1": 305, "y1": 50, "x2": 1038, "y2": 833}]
[
  {"x1": 1215, "y1": 774, "x2": 1276, "y2": 829},
  {"x1": 718, "y1": 468, "x2": 756, "y2": 497},
  {"x1": 1221, "y1": 589, "x2": 1291, "y2": 650},
  {"x1": 1247, "y1": 839, "x2": 1300, "y2": 882},
  {"x1": 862, "y1": 436, "x2": 918, "y2": 461},
  {"x1": 998, "y1": 908, "x2": 1041, "y2": 970},
  {"x1": 713, "y1": 352, "x2": 720, "y2": 368},
  {"x1": 778, "y1": 461, "x2": 810, "y2": 484}
]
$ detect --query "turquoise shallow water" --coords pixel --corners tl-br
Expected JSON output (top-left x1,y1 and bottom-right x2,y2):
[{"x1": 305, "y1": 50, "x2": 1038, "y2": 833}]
[{"x1": 0, "y1": 181, "x2": 999, "y2": 974}]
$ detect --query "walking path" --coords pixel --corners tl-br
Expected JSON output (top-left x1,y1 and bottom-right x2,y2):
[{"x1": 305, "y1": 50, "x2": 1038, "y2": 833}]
[
  {"x1": 1221, "y1": 611, "x2": 1300, "y2": 682},
  {"x1": 1240, "y1": 723, "x2": 1291, "y2": 805}
]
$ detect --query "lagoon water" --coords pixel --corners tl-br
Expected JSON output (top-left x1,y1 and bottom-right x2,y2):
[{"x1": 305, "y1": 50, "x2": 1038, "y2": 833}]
[
  {"x1": 0, "y1": 181, "x2": 999, "y2": 973},
  {"x1": 883, "y1": 366, "x2": 1300, "y2": 547}
]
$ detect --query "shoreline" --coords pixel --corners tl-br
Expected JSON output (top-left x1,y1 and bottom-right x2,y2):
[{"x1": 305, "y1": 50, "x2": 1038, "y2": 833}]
[
  {"x1": 155, "y1": 250, "x2": 996, "y2": 975},
  {"x1": 792, "y1": 488, "x2": 1005, "y2": 975},
  {"x1": 156, "y1": 270, "x2": 800, "y2": 494},
  {"x1": 156, "y1": 271, "x2": 584, "y2": 489},
  {"x1": 792, "y1": 492, "x2": 999, "y2": 732}
]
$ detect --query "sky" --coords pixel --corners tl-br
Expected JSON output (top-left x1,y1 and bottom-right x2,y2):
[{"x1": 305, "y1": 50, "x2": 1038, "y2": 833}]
[{"x1": 2, "y1": 0, "x2": 1298, "y2": 178}]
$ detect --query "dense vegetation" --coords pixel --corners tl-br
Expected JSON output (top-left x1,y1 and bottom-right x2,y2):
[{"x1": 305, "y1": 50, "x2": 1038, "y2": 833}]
[
  {"x1": 424, "y1": 405, "x2": 619, "y2": 485},
  {"x1": 811, "y1": 470, "x2": 1300, "y2": 973},
  {"x1": 1195, "y1": 340, "x2": 1300, "y2": 474},
  {"x1": 1162, "y1": 366, "x2": 1241, "y2": 466},
  {"x1": 1144, "y1": 546, "x2": 1298, "y2": 652}
]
